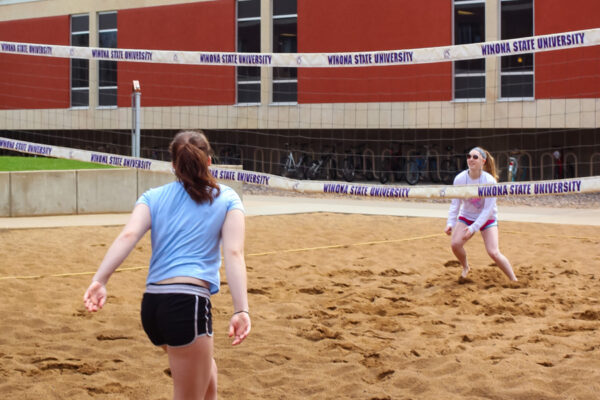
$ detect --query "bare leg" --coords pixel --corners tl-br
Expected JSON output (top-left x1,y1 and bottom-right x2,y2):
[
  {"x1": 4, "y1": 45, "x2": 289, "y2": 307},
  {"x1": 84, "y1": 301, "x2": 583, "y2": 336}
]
[
  {"x1": 480, "y1": 226, "x2": 517, "y2": 281},
  {"x1": 450, "y1": 222, "x2": 471, "y2": 278},
  {"x1": 204, "y1": 358, "x2": 218, "y2": 400},
  {"x1": 167, "y1": 335, "x2": 214, "y2": 400}
]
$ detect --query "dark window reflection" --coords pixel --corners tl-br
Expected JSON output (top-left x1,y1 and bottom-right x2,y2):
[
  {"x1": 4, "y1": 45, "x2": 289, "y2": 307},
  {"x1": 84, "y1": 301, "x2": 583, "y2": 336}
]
[
  {"x1": 71, "y1": 15, "x2": 89, "y2": 107},
  {"x1": 500, "y1": 0, "x2": 533, "y2": 97},
  {"x1": 274, "y1": 0, "x2": 297, "y2": 16},
  {"x1": 71, "y1": 15, "x2": 88, "y2": 33},
  {"x1": 273, "y1": 17, "x2": 297, "y2": 83},
  {"x1": 501, "y1": 0, "x2": 533, "y2": 40},
  {"x1": 71, "y1": 34, "x2": 89, "y2": 47},
  {"x1": 501, "y1": 53, "x2": 533, "y2": 72},
  {"x1": 454, "y1": 1, "x2": 485, "y2": 99},
  {"x1": 238, "y1": 66, "x2": 260, "y2": 82},
  {"x1": 237, "y1": 1, "x2": 261, "y2": 103},
  {"x1": 455, "y1": 59, "x2": 485, "y2": 75},
  {"x1": 238, "y1": 0, "x2": 260, "y2": 19},
  {"x1": 273, "y1": 81, "x2": 297, "y2": 103},
  {"x1": 99, "y1": 60, "x2": 117, "y2": 87},
  {"x1": 99, "y1": 31, "x2": 116, "y2": 48},
  {"x1": 99, "y1": 88, "x2": 117, "y2": 106},
  {"x1": 238, "y1": 20, "x2": 260, "y2": 53},
  {"x1": 71, "y1": 59, "x2": 89, "y2": 88},
  {"x1": 71, "y1": 89, "x2": 89, "y2": 107},
  {"x1": 501, "y1": 75, "x2": 533, "y2": 98},
  {"x1": 273, "y1": 10, "x2": 297, "y2": 102},
  {"x1": 99, "y1": 12, "x2": 117, "y2": 30},
  {"x1": 454, "y1": 76, "x2": 485, "y2": 99},
  {"x1": 238, "y1": 83, "x2": 261, "y2": 103},
  {"x1": 273, "y1": 17, "x2": 297, "y2": 53},
  {"x1": 98, "y1": 13, "x2": 117, "y2": 106}
]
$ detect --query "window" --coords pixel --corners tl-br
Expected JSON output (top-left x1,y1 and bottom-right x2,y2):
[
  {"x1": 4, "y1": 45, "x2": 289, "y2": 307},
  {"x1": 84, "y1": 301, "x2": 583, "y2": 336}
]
[
  {"x1": 454, "y1": 0, "x2": 485, "y2": 100},
  {"x1": 98, "y1": 11, "x2": 117, "y2": 107},
  {"x1": 237, "y1": 0, "x2": 261, "y2": 104},
  {"x1": 273, "y1": 0, "x2": 297, "y2": 103},
  {"x1": 70, "y1": 14, "x2": 89, "y2": 108},
  {"x1": 500, "y1": 0, "x2": 533, "y2": 99}
]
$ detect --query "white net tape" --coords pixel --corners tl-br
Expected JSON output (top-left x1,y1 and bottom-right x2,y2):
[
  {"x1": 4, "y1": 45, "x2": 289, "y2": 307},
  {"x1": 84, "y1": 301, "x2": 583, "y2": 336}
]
[
  {"x1": 2, "y1": 136, "x2": 598, "y2": 200},
  {"x1": 1, "y1": 29, "x2": 598, "y2": 67}
]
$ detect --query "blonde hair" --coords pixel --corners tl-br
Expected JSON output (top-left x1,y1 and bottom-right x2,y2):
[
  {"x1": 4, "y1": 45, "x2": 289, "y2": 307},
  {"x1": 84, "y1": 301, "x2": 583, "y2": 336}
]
[{"x1": 480, "y1": 147, "x2": 498, "y2": 181}]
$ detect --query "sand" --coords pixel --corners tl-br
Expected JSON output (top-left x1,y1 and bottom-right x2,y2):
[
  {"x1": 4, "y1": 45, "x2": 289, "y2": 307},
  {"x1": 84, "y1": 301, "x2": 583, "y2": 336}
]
[{"x1": 1, "y1": 213, "x2": 599, "y2": 399}]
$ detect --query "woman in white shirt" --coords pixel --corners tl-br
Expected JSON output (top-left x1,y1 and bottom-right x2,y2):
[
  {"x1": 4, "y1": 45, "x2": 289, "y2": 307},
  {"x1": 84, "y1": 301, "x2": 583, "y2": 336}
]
[{"x1": 445, "y1": 147, "x2": 517, "y2": 282}]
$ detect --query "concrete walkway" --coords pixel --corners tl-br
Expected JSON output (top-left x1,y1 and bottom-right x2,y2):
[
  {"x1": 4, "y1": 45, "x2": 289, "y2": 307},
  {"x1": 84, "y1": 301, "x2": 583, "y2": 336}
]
[{"x1": 1, "y1": 194, "x2": 598, "y2": 229}]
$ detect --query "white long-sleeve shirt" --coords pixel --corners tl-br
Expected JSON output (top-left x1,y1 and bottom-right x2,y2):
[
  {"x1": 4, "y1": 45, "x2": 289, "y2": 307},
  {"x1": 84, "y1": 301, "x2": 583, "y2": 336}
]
[{"x1": 446, "y1": 170, "x2": 498, "y2": 233}]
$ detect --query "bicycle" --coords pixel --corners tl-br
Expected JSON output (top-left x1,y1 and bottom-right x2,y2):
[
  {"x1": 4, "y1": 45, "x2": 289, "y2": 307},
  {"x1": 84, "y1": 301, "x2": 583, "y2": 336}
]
[
  {"x1": 439, "y1": 145, "x2": 462, "y2": 185},
  {"x1": 218, "y1": 145, "x2": 242, "y2": 165},
  {"x1": 307, "y1": 146, "x2": 338, "y2": 180},
  {"x1": 280, "y1": 143, "x2": 312, "y2": 179},
  {"x1": 341, "y1": 144, "x2": 375, "y2": 182},
  {"x1": 378, "y1": 143, "x2": 407, "y2": 184},
  {"x1": 507, "y1": 149, "x2": 532, "y2": 182},
  {"x1": 405, "y1": 144, "x2": 440, "y2": 185}
]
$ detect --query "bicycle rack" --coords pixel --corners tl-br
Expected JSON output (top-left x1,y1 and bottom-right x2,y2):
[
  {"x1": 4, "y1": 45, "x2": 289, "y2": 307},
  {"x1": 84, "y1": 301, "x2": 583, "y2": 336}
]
[
  {"x1": 406, "y1": 148, "x2": 419, "y2": 160},
  {"x1": 430, "y1": 148, "x2": 441, "y2": 182},
  {"x1": 253, "y1": 148, "x2": 264, "y2": 173},
  {"x1": 512, "y1": 151, "x2": 533, "y2": 181},
  {"x1": 269, "y1": 149, "x2": 280, "y2": 175},
  {"x1": 495, "y1": 152, "x2": 510, "y2": 182},
  {"x1": 307, "y1": 146, "x2": 316, "y2": 162},
  {"x1": 564, "y1": 152, "x2": 578, "y2": 178},
  {"x1": 333, "y1": 149, "x2": 343, "y2": 178},
  {"x1": 539, "y1": 152, "x2": 555, "y2": 180},
  {"x1": 363, "y1": 147, "x2": 377, "y2": 180},
  {"x1": 380, "y1": 148, "x2": 392, "y2": 181},
  {"x1": 591, "y1": 153, "x2": 600, "y2": 176},
  {"x1": 236, "y1": 148, "x2": 244, "y2": 169}
]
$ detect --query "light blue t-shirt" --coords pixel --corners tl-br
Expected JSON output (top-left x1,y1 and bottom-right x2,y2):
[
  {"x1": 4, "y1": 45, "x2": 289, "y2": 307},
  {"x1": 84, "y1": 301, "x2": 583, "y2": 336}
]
[{"x1": 136, "y1": 182, "x2": 244, "y2": 294}]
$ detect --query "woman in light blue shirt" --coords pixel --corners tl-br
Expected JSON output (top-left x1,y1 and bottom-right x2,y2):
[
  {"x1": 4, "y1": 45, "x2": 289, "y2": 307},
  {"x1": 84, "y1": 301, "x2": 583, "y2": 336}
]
[
  {"x1": 445, "y1": 147, "x2": 517, "y2": 282},
  {"x1": 84, "y1": 130, "x2": 250, "y2": 399}
]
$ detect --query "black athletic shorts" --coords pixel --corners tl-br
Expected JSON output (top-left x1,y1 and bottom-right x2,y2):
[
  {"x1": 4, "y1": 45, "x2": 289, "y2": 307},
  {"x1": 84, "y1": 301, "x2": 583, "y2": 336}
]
[{"x1": 141, "y1": 283, "x2": 213, "y2": 347}]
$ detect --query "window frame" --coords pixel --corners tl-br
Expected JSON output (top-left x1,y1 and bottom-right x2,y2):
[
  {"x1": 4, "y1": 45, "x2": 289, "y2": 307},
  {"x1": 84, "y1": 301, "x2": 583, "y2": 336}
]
[
  {"x1": 452, "y1": 0, "x2": 486, "y2": 102},
  {"x1": 499, "y1": 0, "x2": 535, "y2": 101},
  {"x1": 70, "y1": 13, "x2": 89, "y2": 109},
  {"x1": 97, "y1": 11, "x2": 118, "y2": 109},
  {"x1": 236, "y1": 1, "x2": 261, "y2": 105},
  {"x1": 271, "y1": 7, "x2": 298, "y2": 105}
]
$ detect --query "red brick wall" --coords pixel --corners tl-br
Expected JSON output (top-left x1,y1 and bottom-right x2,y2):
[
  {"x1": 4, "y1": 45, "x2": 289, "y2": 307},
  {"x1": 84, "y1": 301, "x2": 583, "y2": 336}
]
[
  {"x1": 535, "y1": 0, "x2": 600, "y2": 98},
  {"x1": 297, "y1": 0, "x2": 452, "y2": 103},
  {"x1": 0, "y1": 16, "x2": 70, "y2": 109},
  {"x1": 117, "y1": 0, "x2": 236, "y2": 107}
]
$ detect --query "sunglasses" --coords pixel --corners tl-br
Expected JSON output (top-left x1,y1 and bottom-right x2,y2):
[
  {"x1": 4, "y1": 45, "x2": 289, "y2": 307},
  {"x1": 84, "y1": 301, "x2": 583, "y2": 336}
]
[{"x1": 466, "y1": 154, "x2": 479, "y2": 160}]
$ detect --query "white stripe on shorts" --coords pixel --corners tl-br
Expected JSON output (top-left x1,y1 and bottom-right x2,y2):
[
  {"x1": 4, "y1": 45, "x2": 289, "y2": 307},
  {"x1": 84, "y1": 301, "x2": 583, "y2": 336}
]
[{"x1": 194, "y1": 295, "x2": 199, "y2": 338}]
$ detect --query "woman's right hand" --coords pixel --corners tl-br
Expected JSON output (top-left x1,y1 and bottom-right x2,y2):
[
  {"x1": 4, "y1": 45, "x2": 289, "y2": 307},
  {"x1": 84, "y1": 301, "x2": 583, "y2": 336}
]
[
  {"x1": 228, "y1": 312, "x2": 251, "y2": 346},
  {"x1": 83, "y1": 281, "x2": 107, "y2": 312},
  {"x1": 444, "y1": 226, "x2": 452, "y2": 235}
]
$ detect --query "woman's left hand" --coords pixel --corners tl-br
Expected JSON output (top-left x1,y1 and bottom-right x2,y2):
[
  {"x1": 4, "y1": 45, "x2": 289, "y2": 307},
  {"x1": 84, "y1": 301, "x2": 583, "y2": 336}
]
[
  {"x1": 229, "y1": 312, "x2": 251, "y2": 346},
  {"x1": 83, "y1": 281, "x2": 107, "y2": 312}
]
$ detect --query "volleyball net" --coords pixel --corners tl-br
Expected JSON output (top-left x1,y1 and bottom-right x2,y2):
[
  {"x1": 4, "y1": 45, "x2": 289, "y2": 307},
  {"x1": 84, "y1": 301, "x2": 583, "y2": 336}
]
[
  {"x1": 1, "y1": 28, "x2": 600, "y2": 200},
  {"x1": 1, "y1": 135, "x2": 598, "y2": 201}
]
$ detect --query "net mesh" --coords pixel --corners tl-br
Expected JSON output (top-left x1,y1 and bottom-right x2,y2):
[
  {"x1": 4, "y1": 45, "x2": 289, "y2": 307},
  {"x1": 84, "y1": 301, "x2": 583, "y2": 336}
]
[{"x1": 1, "y1": 29, "x2": 599, "y2": 199}]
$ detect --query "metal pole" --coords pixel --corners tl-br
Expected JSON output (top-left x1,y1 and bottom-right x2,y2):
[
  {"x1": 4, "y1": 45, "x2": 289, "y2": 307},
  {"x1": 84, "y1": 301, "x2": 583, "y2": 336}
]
[
  {"x1": 134, "y1": 91, "x2": 141, "y2": 158},
  {"x1": 132, "y1": 80, "x2": 141, "y2": 158}
]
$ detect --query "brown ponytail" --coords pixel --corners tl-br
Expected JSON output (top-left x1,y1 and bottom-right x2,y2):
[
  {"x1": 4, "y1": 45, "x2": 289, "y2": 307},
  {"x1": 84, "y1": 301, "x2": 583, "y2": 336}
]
[
  {"x1": 482, "y1": 148, "x2": 499, "y2": 181},
  {"x1": 169, "y1": 130, "x2": 220, "y2": 203}
]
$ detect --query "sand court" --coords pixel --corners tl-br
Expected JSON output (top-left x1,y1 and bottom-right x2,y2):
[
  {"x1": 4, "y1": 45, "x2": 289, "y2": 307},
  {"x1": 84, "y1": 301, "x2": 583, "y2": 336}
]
[{"x1": 1, "y1": 212, "x2": 599, "y2": 399}]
